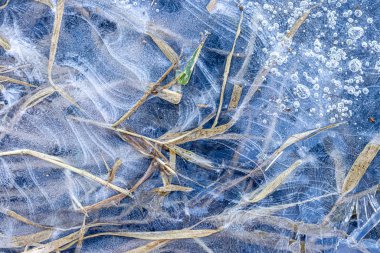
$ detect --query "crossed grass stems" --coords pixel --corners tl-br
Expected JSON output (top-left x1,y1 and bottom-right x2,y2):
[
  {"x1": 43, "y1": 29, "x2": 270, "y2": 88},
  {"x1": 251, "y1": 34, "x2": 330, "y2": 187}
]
[{"x1": 0, "y1": 1, "x2": 379, "y2": 252}]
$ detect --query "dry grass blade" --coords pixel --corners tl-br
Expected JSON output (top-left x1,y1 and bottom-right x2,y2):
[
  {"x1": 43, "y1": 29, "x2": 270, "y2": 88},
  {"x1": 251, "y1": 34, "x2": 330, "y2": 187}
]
[
  {"x1": 264, "y1": 122, "x2": 345, "y2": 171},
  {"x1": 247, "y1": 160, "x2": 303, "y2": 203},
  {"x1": 132, "y1": 162, "x2": 158, "y2": 190},
  {"x1": 113, "y1": 63, "x2": 177, "y2": 127},
  {"x1": 286, "y1": 6, "x2": 316, "y2": 40},
  {"x1": 206, "y1": 0, "x2": 217, "y2": 12},
  {"x1": 209, "y1": 133, "x2": 260, "y2": 141},
  {"x1": 48, "y1": 0, "x2": 65, "y2": 77},
  {"x1": 166, "y1": 148, "x2": 176, "y2": 185},
  {"x1": 155, "y1": 156, "x2": 176, "y2": 175},
  {"x1": 0, "y1": 34, "x2": 10, "y2": 50},
  {"x1": 158, "y1": 112, "x2": 216, "y2": 141},
  {"x1": 84, "y1": 161, "x2": 157, "y2": 212},
  {"x1": 107, "y1": 158, "x2": 122, "y2": 183},
  {"x1": 0, "y1": 0, "x2": 10, "y2": 10},
  {"x1": 22, "y1": 87, "x2": 56, "y2": 109},
  {"x1": 147, "y1": 32, "x2": 179, "y2": 64},
  {"x1": 156, "y1": 88, "x2": 182, "y2": 104},
  {"x1": 212, "y1": 11, "x2": 243, "y2": 128},
  {"x1": 48, "y1": 228, "x2": 220, "y2": 251},
  {"x1": 228, "y1": 83, "x2": 242, "y2": 110},
  {"x1": 231, "y1": 7, "x2": 315, "y2": 125},
  {"x1": 83, "y1": 193, "x2": 124, "y2": 212},
  {"x1": 124, "y1": 240, "x2": 169, "y2": 253},
  {"x1": 0, "y1": 149, "x2": 132, "y2": 196},
  {"x1": 207, "y1": 123, "x2": 343, "y2": 198},
  {"x1": 70, "y1": 116, "x2": 165, "y2": 145},
  {"x1": 74, "y1": 216, "x2": 86, "y2": 253},
  {"x1": 169, "y1": 120, "x2": 234, "y2": 145},
  {"x1": 169, "y1": 145, "x2": 214, "y2": 170},
  {"x1": 34, "y1": 0, "x2": 53, "y2": 8},
  {"x1": 0, "y1": 75, "x2": 36, "y2": 87},
  {"x1": 0, "y1": 64, "x2": 30, "y2": 73},
  {"x1": 47, "y1": 0, "x2": 79, "y2": 107},
  {"x1": 82, "y1": 228, "x2": 221, "y2": 241},
  {"x1": 1, "y1": 230, "x2": 53, "y2": 248},
  {"x1": 341, "y1": 134, "x2": 380, "y2": 195},
  {"x1": 153, "y1": 184, "x2": 193, "y2": 194},
  {"x1": 1, "y1": 208, "x2": 51, "y2": 229},
  {"x1": 26, "y1": 231, "x2": 81, "y2": 253}
]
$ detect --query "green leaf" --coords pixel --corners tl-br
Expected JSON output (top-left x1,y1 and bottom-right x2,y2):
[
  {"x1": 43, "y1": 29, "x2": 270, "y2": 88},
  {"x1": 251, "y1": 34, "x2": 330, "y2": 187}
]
[{"x1": 177, "y1": 33, "x2": 208, "y2": 85}]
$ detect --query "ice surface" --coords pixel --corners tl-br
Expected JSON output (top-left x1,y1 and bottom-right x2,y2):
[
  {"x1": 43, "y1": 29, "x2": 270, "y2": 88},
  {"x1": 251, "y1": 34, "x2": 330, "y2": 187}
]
[{"x1": 0, "y1": 0, "x2": 379, "y2": 252}]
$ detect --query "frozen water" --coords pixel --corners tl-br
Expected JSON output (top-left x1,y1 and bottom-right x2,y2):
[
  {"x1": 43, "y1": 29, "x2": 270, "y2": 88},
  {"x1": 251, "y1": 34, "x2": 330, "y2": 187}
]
[{"x1": 0, "y1": 0, "x2": 379, "y2": 252}]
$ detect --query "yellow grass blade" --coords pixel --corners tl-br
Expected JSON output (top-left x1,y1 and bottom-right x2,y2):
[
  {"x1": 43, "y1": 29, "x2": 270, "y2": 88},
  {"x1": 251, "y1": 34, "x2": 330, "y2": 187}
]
[
  {"x1": 22, "y1": 87, "x2": 56, "y2": 109},
  {"x1": 70, "y1": 116, "x2": 165, "y2": 145},
  {"x1": 26, "y1": 231, "x2": 81, "y2": 253},
  {"x1": 206, "y1": 0, "x2": 217, "y2": 12},
  {"x1": 156, "y1": 88, "x2": 182, "y2": 104},
  {"x1": 27, "y1": 228, "x2": 220, "y2": 253},
  {"x1": 228, "y1": 83, "x2": 243, "y2": 110},
  {"x1": 83, "y1": 228, "x2": 221, "y2": 241},
  {"x1": 0, "y1": 34, "x2": 10, "y2": 50},
  {"x1": 113, "y1": 63, "x2": 177, "y2": 127},
  {"x1": 0, "y1": 75, "x2": 36, "y2": 87},
  {"x1": 74, "y1": 216, "x2": 86, "y2": 253},
  {"x1": 341, "y1": 134, "x2": 380, "y2": 195},
  {"x1": 124, "y1": 240, "x2": 169, "y2": 253},
  {"x1": 0, "y1": 149, "x2": 132, "y2": 196},
  {"x1": 169, "y1": 145, "x2": 214, "y2": 170},
  {"x1": 107, "y1": 158, "x2": 122, "y2": 183},
  {"x1": 248, "y1": 160, "x2": 303, "y2": 203},
  {"x1": 34, "y1": 0, "x2": 53, "y2": 8},
  {"x1": 285, "y1": 6, "x2": 317, "y2": 40},
  {"x1": 1, "y1": 208, "x2": 51, "y2": 229},
  {"x1": 147, "y1": 32, "x2": 179, "y2": 64},
  {"x1": 0, "y1": 0, "x2": 10, "y2": 9},
  {"x1": 265, "y1": 123, "x2": 345, "y2": 171},
  {"x1": 153, "y1": 184, "x2": 193, "y2": 194},
  {"x1": 47, "y1": 0, "x2": 79, "y2": 107},
  {"x1": 2, "y1": 230, "x2": 53, "y2": 248},
  {"x1": 212, "y1": 11, "x2": 243, "y2": 128}
]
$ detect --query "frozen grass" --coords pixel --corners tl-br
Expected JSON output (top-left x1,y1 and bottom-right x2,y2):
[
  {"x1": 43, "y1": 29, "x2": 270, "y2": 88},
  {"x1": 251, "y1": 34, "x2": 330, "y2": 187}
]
[{"x1": 0, "y1": 0, "x2": 379, "y2": 252}]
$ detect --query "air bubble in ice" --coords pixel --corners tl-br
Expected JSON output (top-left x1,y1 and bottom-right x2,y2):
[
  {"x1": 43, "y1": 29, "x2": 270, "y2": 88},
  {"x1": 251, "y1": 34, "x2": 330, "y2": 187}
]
[
  {"x1": 348, "y1": 26, "x2": 364, "y2": 40},
  {"x1": 348, "y1": 58, "x2": 362, "y2": 72},
  {"x1": 294, "y1": 84, "x2": 311, "y2": 99}
]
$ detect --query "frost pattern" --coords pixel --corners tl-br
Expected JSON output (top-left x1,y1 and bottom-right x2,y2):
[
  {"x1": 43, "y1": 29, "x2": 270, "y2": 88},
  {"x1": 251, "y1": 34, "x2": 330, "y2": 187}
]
[{"x1": 0, "y1": 0, "x2": 379, "y2": 252}]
